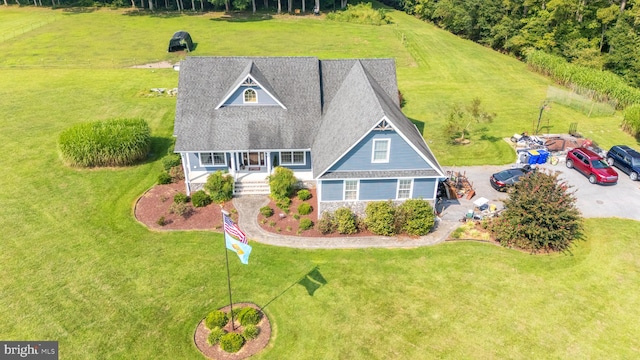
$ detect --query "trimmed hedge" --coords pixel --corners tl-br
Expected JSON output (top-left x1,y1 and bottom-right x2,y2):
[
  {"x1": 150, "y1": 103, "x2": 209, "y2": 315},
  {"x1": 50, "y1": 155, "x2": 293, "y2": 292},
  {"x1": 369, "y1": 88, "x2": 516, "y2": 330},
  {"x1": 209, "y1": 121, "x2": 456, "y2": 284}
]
[
  {"x1": 364, "y1": 201, "x2": 396, "y2": 236},
  {"x1": 58, "y1": 118, "x2": 151, "y2": 167},
  {"x1": 397, "y1": 199, "x2": 435, "y2": 236},
  {"x1": 334, "y1": 207, "x2": 357, "y2": 235},
  {"x1": 297, "y1": 203, "x2": 312, "y2": 215},
  {"x1": 297, "y1": 189, "x2": 311, "y2": 201}
]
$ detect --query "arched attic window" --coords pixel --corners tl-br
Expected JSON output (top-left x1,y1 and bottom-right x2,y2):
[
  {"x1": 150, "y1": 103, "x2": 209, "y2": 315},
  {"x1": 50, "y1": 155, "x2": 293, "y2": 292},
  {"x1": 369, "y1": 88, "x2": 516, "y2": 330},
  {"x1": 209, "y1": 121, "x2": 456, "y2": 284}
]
[{"x1": 243, "y1": 88, "x2": 257, "y2": 103}]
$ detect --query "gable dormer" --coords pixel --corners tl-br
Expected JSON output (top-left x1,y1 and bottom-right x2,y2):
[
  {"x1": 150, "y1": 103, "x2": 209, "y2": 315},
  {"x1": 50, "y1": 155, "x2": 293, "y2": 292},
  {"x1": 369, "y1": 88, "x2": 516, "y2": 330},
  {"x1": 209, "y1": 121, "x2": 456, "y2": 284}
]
[{"x1": 215, "y1": 61, "x2": 286, "y2": 109}]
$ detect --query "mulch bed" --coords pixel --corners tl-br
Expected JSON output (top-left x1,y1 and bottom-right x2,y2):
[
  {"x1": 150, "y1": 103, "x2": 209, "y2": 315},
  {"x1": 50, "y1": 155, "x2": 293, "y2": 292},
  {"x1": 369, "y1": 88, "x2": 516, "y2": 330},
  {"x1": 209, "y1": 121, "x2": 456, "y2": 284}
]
[{"x1": 194, "y1": 303, "x2": 271, "y2": 360}]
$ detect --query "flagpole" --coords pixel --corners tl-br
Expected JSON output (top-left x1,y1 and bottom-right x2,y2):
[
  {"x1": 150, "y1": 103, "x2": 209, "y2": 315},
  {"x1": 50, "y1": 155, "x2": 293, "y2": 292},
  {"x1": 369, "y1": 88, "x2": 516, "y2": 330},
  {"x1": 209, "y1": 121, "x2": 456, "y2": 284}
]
[{"x1": 221, "y1": 209, "x2": 236, "y2": 331}]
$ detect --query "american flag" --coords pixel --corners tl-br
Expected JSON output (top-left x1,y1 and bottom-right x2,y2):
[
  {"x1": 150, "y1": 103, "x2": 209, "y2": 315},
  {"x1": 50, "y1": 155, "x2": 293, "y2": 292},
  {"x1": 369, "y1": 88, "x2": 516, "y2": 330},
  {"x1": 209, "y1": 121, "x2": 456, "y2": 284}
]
[{"x1": 223, "y1": 213, "x2": 247, "y2": 244}]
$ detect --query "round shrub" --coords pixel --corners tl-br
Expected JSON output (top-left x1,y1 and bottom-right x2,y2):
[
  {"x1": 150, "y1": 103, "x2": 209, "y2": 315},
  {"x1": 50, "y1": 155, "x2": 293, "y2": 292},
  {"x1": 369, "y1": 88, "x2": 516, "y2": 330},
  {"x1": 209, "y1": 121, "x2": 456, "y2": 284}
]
[
  {"x1": 204, "y1": 171, "x2": 234, "y2": 203},
  {"x1": 317, "y1": 211, "x2": 336, "y2": 234},
  {"x1": 275, "y1": 197, "x2": 291, "y2": 212},
  {"x1": 299, "y1": 218, "x2": 314, "y2": 231},
  {"x1": 268, "y1": 167, "x2": 297, "y2": 200},
  {"x1": 58, "y1": 118, "x2": 151, "y2": 167},
  {"x1": 397, "y1": 199, "x2": 435, "y2": 236},
  {"x1": 207, "y1": 327, "x2": 227, "y2": 345},
  {"x1": 219, "y1": 333, "x2": 245, "y2": 353},
  {"x1": 157, "y1": 172, "x2": 172, "y2": 185},
  {"x1": 173, "y1": 192, "x2": 188, "y2": 204},
  {"x1": 297, "y1": 189, "x2": 311, "y2": 201},
  {"x1": 191, "y1": 190, "x2": 212, "y2": 208},
  {"x1": 334, "y1": 207, "x2": 357, "y2": 235},
  {"x1": 205, "y1": 310, "x2": 229, "y2": 329},
  {"x1": 237, "y1": 307, "x2": 261, "y2": 326},
  {"x1": 260, "y1": 206, "x2": 274, "y2": 217},
  {"x1": 242, "y1": 324, "x2": 259, "y2": 340},
  {"x1": 364, "y1": 201, "x2": 396, "y2": 236},
  {"x1": 297, "y1": 203, "x2": 313, "y2": 215},
  {"x1": 162, "y1": 153, "x2": 182, "y2": 171},
  {"x1": 169, "y1": 202, "x2": 193, "y2": 218}
]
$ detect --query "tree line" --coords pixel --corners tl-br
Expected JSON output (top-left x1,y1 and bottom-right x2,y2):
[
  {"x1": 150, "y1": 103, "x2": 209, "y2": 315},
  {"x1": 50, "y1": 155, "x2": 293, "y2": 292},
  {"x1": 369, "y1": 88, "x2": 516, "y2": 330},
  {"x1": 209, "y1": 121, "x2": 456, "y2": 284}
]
[{"x1": 387, "y1": 0, "x2": 640, "y2": 89}]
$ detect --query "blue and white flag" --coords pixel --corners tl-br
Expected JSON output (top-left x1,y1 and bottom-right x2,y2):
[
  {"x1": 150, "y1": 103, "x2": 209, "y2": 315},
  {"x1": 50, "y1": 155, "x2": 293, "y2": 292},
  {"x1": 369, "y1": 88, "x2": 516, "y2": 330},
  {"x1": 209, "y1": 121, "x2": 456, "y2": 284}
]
[{"x1": 225, "y1": 233, "x2": 252, "y2": 265}]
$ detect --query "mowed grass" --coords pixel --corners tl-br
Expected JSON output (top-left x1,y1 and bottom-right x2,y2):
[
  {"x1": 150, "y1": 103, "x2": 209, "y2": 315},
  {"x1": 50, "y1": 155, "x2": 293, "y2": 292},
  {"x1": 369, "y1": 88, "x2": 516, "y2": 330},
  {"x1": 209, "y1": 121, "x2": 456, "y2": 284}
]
[{"x1": 1, "y1": 6, "x2": 640, "y2": 359}]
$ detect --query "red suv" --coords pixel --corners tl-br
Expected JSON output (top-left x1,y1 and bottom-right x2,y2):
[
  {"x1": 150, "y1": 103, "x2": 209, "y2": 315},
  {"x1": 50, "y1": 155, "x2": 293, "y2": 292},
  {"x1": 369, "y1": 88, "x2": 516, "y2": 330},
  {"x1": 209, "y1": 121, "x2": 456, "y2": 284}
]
[{"x1": 566, "y1": 147, "x2": 618, "y2": 184}]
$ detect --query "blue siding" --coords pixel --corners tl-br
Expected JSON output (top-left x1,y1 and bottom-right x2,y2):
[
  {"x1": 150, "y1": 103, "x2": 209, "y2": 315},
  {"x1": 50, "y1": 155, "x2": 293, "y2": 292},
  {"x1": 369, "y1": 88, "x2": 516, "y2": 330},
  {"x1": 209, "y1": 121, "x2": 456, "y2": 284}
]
[
  {"x1": 360, "y1": 179, "x2": 396, "y2": 200},
  {"x1": 329, "y1": 131, "x2": 431, "y2": 172},
  {"x1": 224, "y1": 86, "x2": 280, "y2": 106},
  {"x1": 320, "y1": 180, "x2": 344, "y2": 201},
  {"x1": 413, "y1": 178, "x2": 437, "y2": 199},
  {"x1": 187, "y1": 152, "x2": 229, "y2": 172}
]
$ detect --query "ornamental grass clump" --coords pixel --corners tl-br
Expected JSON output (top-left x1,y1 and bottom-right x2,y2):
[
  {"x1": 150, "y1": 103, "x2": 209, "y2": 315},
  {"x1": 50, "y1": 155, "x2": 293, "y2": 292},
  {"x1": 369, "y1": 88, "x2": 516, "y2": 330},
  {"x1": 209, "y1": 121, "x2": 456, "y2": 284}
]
[
  {"x1": 58, "y1": 118, "x2": 151, "y2": 167},
  {"x1": 486, "y1": 170, "x2": 583, "y2": 253}
]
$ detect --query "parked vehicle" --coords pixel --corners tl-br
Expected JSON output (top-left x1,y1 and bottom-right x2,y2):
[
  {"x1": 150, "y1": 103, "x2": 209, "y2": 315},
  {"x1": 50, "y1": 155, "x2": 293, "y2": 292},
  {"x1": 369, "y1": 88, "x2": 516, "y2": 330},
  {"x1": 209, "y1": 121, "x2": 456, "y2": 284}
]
[
  {"x1": 606, "y1": 145, "x2": 640, "y2": 181},
  {"x1": 566, "y1": 147, "x2": 618, "y2": 184},
  {"x1": 490, "y1": 165, "x2": 535, "y2": 191}
]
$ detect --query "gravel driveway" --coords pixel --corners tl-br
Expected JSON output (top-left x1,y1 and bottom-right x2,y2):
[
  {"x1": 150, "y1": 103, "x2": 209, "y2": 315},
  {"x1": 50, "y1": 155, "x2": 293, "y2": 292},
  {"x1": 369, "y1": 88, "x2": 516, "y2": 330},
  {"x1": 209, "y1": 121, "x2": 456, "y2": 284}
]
[{"x1": 439, "y1": 163, "x2": 640, "y2": 221}]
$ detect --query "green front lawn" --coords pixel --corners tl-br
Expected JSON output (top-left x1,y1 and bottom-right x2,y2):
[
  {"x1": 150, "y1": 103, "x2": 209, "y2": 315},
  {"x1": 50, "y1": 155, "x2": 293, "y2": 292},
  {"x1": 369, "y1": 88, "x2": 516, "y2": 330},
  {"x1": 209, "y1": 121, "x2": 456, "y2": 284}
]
[{"x1": 0, "y1": 6, "x2": 639, "y2": 359}]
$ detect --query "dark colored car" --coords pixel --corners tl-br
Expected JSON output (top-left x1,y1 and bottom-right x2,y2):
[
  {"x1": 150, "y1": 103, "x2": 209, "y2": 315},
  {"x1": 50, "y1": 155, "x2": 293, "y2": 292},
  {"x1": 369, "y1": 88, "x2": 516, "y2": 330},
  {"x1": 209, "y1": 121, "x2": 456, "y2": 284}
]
[
  {"x1": 490, "y1": 166, "x2": 535, "y2": 191},
  {"x1": 606, "y1": 145, "x2": 640, "y2": 181},
  {"x1": 566, "y1": 147, "x2": 618, "y2": 184}
]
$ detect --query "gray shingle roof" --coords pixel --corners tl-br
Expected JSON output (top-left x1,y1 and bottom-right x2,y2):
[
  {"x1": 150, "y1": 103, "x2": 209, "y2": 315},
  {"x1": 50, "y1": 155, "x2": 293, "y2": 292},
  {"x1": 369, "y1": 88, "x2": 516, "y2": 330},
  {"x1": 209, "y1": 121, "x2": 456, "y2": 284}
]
[{"x1": 173, "y1": 56, "x2": 444, "y2": 179}]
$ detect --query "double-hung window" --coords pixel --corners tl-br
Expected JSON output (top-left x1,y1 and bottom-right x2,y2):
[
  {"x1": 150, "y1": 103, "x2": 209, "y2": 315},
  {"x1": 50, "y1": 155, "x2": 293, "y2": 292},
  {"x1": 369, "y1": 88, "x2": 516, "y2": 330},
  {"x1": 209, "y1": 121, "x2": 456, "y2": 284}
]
[
  {"x1": 397, "y1": 179, "x2": 413, "y2": 199},
  {"x1": 280, "y1": 151, "x2": 305, "y2": 165},
  {"x1": 372, "y1": 139, "x2": 390, "y2": 163},
  {"x1": 344, "y1": 180, "x2": 358, "y2": 200},
  {"x1": 200, "y1": 152, "x2": 226, "y2": 166}
]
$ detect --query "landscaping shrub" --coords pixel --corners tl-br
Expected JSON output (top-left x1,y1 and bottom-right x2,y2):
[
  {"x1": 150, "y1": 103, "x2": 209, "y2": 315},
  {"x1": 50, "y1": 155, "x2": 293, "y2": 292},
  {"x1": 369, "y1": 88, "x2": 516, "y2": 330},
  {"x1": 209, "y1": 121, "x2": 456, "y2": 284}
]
[
  {"x1": 191, "y1": 190, "x2": 212, "y2": 208},
  {"x1": 622, "y1": 104, "x2": 640, "y2": 137},
  {"x1": 364, "y1": 201, "x2": 396, "y2": 236},
  {"x1": 268, "y1": 167, "x2": 297, "y2": 200},
  {"x1": 204, "y1": 171, "x2": 234, "y2": 203},
  {"x1": 486, "y1": 170, "x2": 583, "y2": 252},
  {"x1": 168, "y1": 165, "x2": 184, "y2": 181},
  {"x1": 326, "y1": 2, "x2": 390, "y2": 26},
  {"x1": 260, "y1": 206, "x2": 274, "y2": 217},
  {"x1": 293, "y1": 213, "x2": 300, "y2": 220},
  {"x1": 207, "y1": 327, "x2": 227, "y2": 345},
  {"x1": 237, "y1": 307, "x2": 261, "y2": 326},
  {"x1": 317, "y1": 211, "x2": 336, "y2": 234},
  {"x1": 205, "y1": 310, "x2": 229, "y2": 329},
  {"x1": 173, "y1": 192, "x2": 188, "y2": 204},
  {"x1": 397, "y1": 199, "x2": 435, "y2": 236},
  {"x1": 156, "y1": 216, "x2": 166, "y2": 226},
  {"x1": 219, "y1": 333, "x2": 245, "y2": 353},
  {"x1": 242, "y1": 324, "x2": 259, "y2": 340},
  {"x1": 162, "y1": 153, "x2": 181, "y2": 171},
  {"x1": 58, "y1": 118, "x2": 151, "y2": 167},
  {"x1": 275, "y1": 197, "x2": 291, "y2": 212},
  {"x1": 297, "y1": 189, "x2": 311, "y2": 201},
  {"x1": 334, "y1": 207, "x2": 357, "y2": 235},
  {"x1": 157, "y1": 172, "x2": 172, "y2": 184},
  {"x1": 299, "y1": 218, "x2": 314, "y2": 231},
  {"x1": 297, "y1": 203, "x2": 312, "y2": 215},
  {"x1": 169, "y1": 202, "x2": 193, "y2": 217}
]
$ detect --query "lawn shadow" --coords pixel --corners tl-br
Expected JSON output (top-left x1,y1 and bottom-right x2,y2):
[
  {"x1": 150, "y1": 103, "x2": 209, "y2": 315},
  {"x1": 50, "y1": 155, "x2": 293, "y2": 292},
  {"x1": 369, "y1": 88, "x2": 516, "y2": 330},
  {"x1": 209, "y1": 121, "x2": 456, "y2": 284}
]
[
  {"x1": 145, "y1": 136, "x2": 175, "y2": 164},
  {"x1": 261, "y1": 266, "x2": 327, "y2": 309},
  {"x1": 210, "y1": 12, "x2": 273, "y2": 22},
  {"x1": 408, "y1": 117, "x2": 425, "y2": 136}
]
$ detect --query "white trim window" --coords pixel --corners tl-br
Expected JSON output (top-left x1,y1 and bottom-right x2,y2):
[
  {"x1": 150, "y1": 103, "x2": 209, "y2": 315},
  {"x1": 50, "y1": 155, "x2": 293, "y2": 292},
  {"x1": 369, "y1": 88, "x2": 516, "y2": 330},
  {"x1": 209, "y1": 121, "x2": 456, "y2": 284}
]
[
  {"x1": 397, "y1": 179, "x2": 413, "y2": 199},
  {"x1": 280, "y1": 151, "x2": 306, "y2": 165},
  {"x1": 344, "y1": 180, "x2": 358, "y2": 200},
  {"x1": 243, "y1": 88, "x2": 257, "y2": 103},
  {"x1": 372, "y1": 139, "x2": 390, "y2": 163},
  {"x1": 199, "y1": 152, "x2": 227, "y2": 166}
]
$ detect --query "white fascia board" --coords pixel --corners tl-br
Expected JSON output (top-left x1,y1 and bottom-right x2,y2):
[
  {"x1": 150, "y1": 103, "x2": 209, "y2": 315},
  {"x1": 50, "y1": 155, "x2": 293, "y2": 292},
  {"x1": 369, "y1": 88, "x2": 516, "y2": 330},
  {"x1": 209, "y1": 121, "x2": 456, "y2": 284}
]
[{"x1": 214, "y1": 75, "x2": 287, "y2": 110}]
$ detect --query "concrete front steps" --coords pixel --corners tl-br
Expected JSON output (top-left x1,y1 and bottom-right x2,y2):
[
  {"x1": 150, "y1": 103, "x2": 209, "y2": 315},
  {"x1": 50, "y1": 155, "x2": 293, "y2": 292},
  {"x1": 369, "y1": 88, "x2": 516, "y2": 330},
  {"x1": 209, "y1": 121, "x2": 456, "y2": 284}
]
[{"x1": 234, "y1": 180, "x2": 270, "y2": 195}]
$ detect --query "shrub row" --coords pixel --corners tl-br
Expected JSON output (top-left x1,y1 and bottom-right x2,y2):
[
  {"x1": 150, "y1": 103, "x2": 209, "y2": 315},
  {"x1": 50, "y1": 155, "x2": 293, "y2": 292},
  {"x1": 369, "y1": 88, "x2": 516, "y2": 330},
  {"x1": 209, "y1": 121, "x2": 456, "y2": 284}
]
[
  {"x1": 325, "y1": 2, "x2": 390, "y2": 26},
  {"x1": 526, "y1": 50, "x2": 640, "y2": 108},
  {"x1": 58, "y1": 118, "x2": 151, "y2": 167}
]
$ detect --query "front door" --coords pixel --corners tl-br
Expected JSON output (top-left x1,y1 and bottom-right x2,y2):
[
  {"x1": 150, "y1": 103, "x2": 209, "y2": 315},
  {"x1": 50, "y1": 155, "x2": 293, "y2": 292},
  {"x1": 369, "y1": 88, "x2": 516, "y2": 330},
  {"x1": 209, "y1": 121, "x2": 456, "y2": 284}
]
[{"x1": 240, "y1": 152, "x2": 265, "y2": 171}]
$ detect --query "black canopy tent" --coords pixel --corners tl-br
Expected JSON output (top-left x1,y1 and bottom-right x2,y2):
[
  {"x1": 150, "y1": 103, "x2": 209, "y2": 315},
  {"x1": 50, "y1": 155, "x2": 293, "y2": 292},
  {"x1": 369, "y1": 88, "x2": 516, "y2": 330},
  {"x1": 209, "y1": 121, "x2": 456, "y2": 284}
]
[{"x1": 168, "y1": 31, "x2": 194, "y2": 52}]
